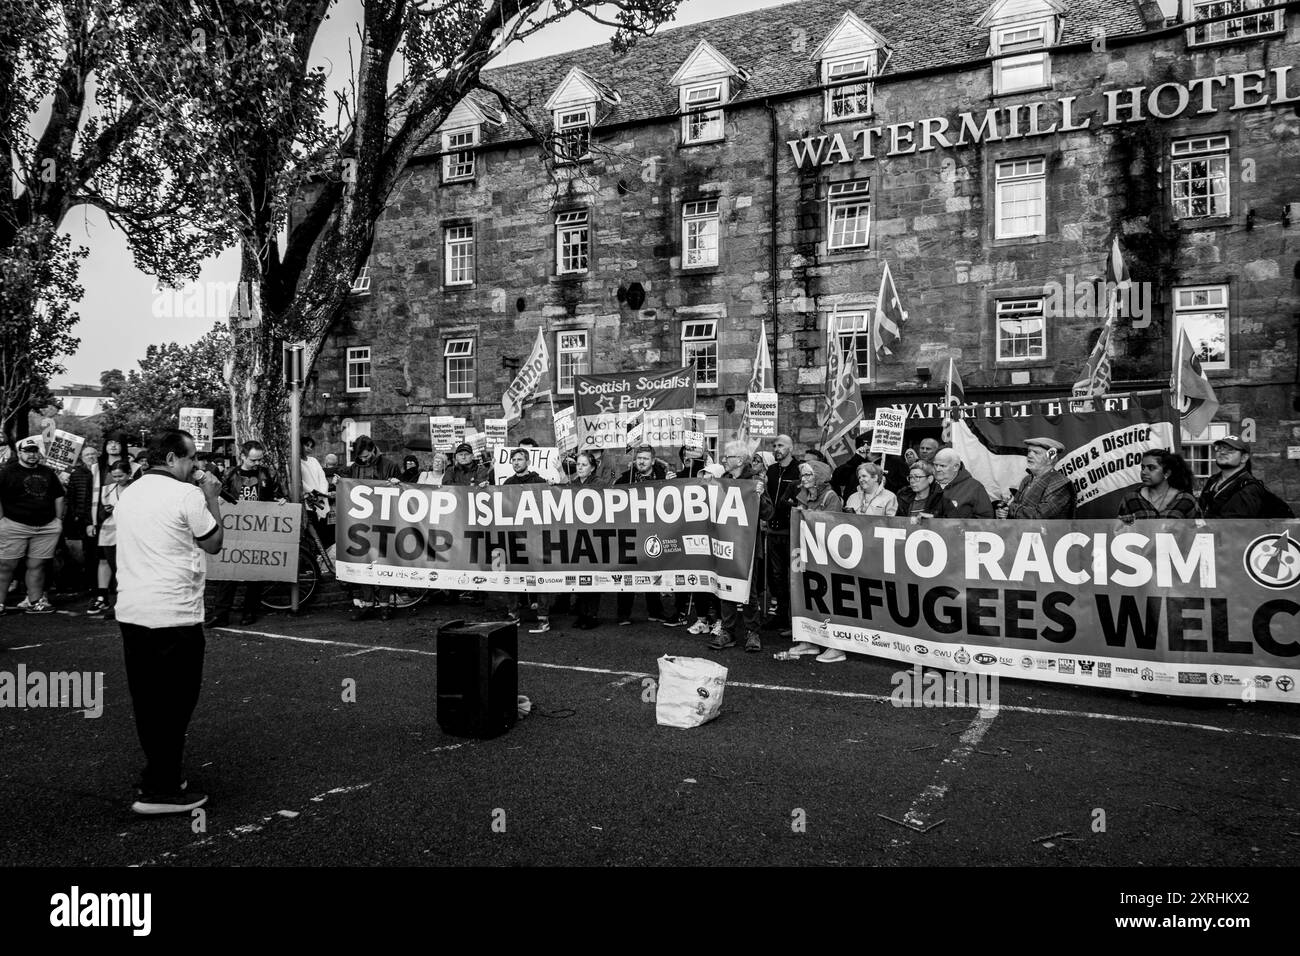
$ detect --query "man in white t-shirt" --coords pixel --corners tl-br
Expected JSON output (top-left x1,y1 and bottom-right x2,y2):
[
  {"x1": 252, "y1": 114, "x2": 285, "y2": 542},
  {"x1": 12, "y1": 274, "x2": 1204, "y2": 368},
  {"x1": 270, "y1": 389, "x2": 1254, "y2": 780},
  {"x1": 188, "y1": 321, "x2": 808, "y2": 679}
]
[{"x1": 114, "y1": 429, "x2": 224, "y2": 815}]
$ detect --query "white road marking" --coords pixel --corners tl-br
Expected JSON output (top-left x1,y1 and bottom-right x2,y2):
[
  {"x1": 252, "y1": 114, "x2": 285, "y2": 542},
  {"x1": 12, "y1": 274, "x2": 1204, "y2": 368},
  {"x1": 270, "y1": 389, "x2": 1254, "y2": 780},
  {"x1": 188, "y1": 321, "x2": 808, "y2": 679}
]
[
  {"x1": 131, "y1": 782, "x2": 372, "y2": 867},
  {"x1": 218, "y1": 627, "x2": 1300, "y2": 742},
  {"x1": 898, "y1": 710, "x2": 996, "y2": 834}
]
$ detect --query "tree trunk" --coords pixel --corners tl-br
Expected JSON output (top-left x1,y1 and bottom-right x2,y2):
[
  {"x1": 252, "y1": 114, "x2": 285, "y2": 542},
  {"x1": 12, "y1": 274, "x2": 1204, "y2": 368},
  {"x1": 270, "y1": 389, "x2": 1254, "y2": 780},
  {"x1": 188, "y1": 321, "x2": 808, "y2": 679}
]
[{"x1": 228, "y1": 247, "x2": 291, "y2": 475}]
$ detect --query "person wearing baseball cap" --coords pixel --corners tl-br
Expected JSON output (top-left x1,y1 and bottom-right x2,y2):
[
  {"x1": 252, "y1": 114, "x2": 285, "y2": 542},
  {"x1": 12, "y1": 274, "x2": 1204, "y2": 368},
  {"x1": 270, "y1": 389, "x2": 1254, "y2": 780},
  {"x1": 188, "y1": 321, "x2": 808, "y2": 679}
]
[
  {"x1": 0, "y1": 438, "x2": 65, "y2": 614},
  {"x1": 1198, "y1": 435, "x2": 1265, "y2": 518},
  {"x1": 444, "y1": 441, "x2": 488, "y2": 487},
  {"x1": 998, "y1": 436, "x2": 1076, "y2": 520}
]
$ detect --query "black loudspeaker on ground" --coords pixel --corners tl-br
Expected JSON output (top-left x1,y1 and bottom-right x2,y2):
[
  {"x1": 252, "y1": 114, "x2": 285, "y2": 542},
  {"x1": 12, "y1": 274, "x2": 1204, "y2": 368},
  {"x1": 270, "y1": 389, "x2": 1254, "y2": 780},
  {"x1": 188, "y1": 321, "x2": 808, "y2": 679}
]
[{"x1": 436, "y1": 619, "x2": 518, "y2": 738}]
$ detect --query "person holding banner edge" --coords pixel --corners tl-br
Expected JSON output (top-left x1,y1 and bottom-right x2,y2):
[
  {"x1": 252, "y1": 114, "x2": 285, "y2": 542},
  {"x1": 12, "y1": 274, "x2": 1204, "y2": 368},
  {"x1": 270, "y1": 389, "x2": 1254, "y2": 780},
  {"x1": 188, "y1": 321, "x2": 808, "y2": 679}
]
[
  {"x1": 785, "y1": 460, "x2": 845, "y2": 662},
  {"x1": 996, "y1": 437, "x2": 1076, "y2": 520}
]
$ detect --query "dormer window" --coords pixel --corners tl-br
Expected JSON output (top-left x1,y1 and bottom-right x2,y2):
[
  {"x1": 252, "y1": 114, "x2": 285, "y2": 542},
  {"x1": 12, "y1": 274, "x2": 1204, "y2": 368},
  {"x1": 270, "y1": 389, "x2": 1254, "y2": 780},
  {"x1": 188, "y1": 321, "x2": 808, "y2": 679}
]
[
  {"x1": 992, "y1": 21, "x2": 1051, "y2": 93},
  {"x1": 681, "y1": 83, "x2": 725, "y2": 144},
  {"x1": 823, "y1": 55, "x2": 874, "y2": 121},
  {"x1": 1186, "y1": 0, "x2": 1284, "y2": 46},
  {"x1": 435, "y1": 95, "x2": 501, "y2": 184},
  {"x1": 811, "y1": 12, "x2": 890, "y2": 125},
  {"x1": 671, "y1": 41, "x2": 746, "y2": 147},
  {"x1": 554, "y1": 107, "x2": 593, "y2": 164}
]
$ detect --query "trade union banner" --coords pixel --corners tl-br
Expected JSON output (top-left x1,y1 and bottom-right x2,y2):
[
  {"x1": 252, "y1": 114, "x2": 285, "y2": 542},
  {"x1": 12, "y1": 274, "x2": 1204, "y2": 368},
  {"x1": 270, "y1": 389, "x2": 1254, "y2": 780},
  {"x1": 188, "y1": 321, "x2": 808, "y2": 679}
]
[
  {"x1": 791, "y1": 512, "x2": 1300, "y2": 703},
  {"x1": 950, "y1": 391, "x2": 1177, "y2": 518},
  {"x1": 574, "y1": 365, "x2": 696, "y2": 450},
  {"x1": 205, "y1": 501, "x2": 302, "y2": 582},
  {"x1": 335, "y1": 477, "x2": 761, "y2": 601}
]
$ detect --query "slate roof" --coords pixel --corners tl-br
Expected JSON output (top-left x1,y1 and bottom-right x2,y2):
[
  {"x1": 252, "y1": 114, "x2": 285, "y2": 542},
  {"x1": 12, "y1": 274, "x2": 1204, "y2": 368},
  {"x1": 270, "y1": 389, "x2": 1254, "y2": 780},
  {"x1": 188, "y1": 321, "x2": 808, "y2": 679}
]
[{"x1": 451, "y1": 0, "x2": 1152, "y2": 150}]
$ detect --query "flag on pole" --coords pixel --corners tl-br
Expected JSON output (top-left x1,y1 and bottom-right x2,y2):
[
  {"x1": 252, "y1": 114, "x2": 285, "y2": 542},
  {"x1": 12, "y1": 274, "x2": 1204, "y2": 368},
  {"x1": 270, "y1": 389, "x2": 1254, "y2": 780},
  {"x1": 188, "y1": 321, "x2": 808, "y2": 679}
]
[
  {"x1": 1171, "y1": 327, "x2": 1220, "y2": 436},
  {"x1": 944, "y1": 356, "x2": 965, "y2": 419},
  {"x1": 748, "y1": 318, "x2": 774, "y2": 393},
  {"x1": 873, "y1": 261, "x2": 906, "y2": 359},
  {"x1": 1072, "y1": 236, "x2": 1128, "y2": 398},
  {"x1": 502, "y1": 327, "x2": 549, "y2": 423},
  {"x1": 820, "y1": 307, "x2": 864, "y2": 465}
]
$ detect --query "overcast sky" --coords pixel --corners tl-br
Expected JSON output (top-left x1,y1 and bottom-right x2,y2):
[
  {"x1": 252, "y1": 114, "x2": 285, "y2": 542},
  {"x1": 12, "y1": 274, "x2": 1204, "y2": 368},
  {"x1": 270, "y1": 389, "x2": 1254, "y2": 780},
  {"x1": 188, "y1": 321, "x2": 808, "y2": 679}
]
[{"x1": 55, "y1": 0, "x2": 793, "y2": 389}]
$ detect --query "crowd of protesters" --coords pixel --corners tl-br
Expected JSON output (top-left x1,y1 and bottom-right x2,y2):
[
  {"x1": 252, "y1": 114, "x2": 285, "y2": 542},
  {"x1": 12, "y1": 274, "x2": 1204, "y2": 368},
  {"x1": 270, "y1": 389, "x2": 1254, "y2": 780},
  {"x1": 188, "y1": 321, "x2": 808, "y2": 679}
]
[{"x1": 0, "y1": 421, "x2": 1293, "y2": 819}]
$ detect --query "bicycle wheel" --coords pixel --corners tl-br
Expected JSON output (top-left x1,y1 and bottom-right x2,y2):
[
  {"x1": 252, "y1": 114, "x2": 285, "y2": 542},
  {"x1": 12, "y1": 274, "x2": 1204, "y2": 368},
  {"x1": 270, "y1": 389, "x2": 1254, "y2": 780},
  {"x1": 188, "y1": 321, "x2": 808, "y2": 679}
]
[
  {"x1": 387, "y1": 586, "x2": 429, "y2": 610},
  {"x1": 260, "y1": 547, "x2": 321, "y2": 610}
]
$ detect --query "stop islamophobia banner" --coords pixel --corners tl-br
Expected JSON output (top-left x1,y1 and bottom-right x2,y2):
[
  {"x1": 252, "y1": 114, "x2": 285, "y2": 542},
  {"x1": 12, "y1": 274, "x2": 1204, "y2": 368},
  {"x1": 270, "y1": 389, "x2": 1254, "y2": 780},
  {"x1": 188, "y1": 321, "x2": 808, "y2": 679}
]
[
  {"x1": 791, "y1": 511, "x2": 1300, "y2": 703},
  {"x1": 574, "y1": 365, "x2": 696, "y2": 451},
  {"x1": 335, "y1": 477, "x2": 761, "y2": 601}
]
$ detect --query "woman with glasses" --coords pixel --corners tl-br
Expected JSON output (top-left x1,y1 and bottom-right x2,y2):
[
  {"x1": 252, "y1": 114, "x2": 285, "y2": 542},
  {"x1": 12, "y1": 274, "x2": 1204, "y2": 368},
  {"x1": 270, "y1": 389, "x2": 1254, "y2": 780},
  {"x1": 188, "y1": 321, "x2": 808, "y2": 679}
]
[
  {"x1": 843, "y1": 461, "x2": 898, "y2": 516},
  {"x1": 1118, "y1": 450, "x2": 1201, "y2": 522},
  {"x1": 898, "y1": 461, "x2": 943, "y2": 518}
]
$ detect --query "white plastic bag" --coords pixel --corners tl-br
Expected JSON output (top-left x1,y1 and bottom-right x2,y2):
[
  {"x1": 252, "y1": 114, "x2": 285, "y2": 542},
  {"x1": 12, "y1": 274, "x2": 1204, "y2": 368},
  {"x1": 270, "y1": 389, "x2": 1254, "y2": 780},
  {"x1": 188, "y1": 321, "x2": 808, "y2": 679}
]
[{"x1": 656, "y1": 655, "x2": 728, "y2": 729}]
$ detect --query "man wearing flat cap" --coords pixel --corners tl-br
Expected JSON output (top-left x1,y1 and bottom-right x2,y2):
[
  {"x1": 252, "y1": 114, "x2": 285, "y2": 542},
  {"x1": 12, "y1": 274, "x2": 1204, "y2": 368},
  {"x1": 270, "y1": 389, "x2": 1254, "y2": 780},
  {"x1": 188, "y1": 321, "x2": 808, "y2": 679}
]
[{"x1": 998, "y1": 436, "x2": 1076, "y2": 520}]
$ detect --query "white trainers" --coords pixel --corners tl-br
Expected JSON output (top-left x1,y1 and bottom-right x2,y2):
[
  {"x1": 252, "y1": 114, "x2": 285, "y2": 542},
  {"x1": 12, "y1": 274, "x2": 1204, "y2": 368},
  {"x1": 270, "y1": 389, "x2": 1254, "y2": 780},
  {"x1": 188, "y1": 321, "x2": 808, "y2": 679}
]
[
  {"x1": 710, "y1": 620, "x2": 724, "y2": 638},
  {"x1": 528, "y1": 618, "x2": 551, "y2": 634},
  {"x1": 17, "y1": 597, "x2": 55, "y2": 614},
  {"x1": 687, "y1": 619, "x2": 709, "y2": 635}
]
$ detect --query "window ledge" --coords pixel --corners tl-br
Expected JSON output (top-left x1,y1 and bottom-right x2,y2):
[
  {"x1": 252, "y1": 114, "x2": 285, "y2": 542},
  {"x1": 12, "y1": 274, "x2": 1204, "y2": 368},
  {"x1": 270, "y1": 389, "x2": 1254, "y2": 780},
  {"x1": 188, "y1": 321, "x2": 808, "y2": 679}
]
[
  {"x1": 550, "y1": 273, "x2": 589, "y2": 284},
  {"x1": 441, "y1": 177, "x2": 476, "y2": 187},
  {"x1": 443, "y1": 283, "x2": 475, "y2": 290},
  {"x1": 345, "y1": 388, "x2": 372, "y2": 394},
  {"x1": 680, "y1": 264, "x2": 721, "y2": 275},
  {"x1": 1173, "y1": 216, "x2": 1233, "y2": 228},
  {"x1": 826, "y1": 245, "x2": 874, "y2": 258},
  {"x1": 1186, "y1": 31, "x2": 1285, "y2": 51},
  {"x1": 823, "y1": 112, "x2": 875, "y2": 126},
  {"x1": 991, "y1": 233, "x2": 1050, "y2": 246},
  {"x1": 680, "y1": 137, "x2": 725, "y2": 148},
  {"x1": 989, "y1": 83, "x2": 1053, "y2": 100}
]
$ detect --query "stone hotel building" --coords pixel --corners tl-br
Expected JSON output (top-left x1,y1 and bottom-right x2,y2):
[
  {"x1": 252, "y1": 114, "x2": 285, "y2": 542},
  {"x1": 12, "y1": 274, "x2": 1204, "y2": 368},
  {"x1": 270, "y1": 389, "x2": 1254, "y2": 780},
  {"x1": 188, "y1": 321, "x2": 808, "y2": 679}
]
[{"x1": 304, "y1": 0, "x2": 1300, "y2": 504}]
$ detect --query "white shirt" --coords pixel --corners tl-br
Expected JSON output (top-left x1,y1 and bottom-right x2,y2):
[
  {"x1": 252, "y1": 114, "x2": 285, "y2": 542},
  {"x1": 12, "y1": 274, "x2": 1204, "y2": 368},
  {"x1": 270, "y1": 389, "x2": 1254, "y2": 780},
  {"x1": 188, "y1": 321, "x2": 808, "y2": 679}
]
[
  {"x1": 114, "y1": 472, "x2": 218, "y2": 628},
  {"x1": 301, "y1": 455, "x2": 330, "y2": 517}
]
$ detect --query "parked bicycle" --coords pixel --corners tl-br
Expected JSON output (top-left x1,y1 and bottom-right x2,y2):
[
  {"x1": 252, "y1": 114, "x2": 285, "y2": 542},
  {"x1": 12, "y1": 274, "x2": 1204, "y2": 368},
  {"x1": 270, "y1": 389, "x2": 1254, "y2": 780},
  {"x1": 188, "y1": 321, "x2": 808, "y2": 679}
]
[{"x1": 260, "y1": 501, "x2": 427, "y2": 613}]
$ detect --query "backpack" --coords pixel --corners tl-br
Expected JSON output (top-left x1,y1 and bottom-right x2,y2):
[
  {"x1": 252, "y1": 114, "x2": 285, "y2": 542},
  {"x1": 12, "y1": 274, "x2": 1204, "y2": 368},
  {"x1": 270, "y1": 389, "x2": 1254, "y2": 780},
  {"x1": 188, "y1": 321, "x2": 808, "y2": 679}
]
[{"x1": 1253, "y1": 480, "x2": 1296, "y2": 519}]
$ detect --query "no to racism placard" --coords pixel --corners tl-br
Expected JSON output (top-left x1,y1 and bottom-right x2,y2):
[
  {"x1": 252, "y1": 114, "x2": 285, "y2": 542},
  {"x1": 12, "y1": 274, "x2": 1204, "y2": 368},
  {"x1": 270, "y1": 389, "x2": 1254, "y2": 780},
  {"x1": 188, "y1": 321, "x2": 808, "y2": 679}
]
[
  {"x1": 335, "y1": 477, "x2": 761, "y2": 601},
  {"x1": 791, "y1": 512, "x2": 1300, "y2": 702},
  {"x1": 179, "y1": 407, "x2": 215, "y2": 452},
  {"x1": 205, "y1": 501, "x2": 302, "y2": 582},
  {"x1": 575, "y1": 366, "x2": 696, "y2": 450}
]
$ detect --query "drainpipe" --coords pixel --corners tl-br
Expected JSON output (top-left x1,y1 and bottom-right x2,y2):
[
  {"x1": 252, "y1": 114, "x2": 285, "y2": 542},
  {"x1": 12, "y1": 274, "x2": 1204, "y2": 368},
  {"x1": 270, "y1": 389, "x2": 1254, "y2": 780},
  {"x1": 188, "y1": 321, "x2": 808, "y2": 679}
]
[{"x1": 765, "y1": 99, "x2": 780, "y2": 380}]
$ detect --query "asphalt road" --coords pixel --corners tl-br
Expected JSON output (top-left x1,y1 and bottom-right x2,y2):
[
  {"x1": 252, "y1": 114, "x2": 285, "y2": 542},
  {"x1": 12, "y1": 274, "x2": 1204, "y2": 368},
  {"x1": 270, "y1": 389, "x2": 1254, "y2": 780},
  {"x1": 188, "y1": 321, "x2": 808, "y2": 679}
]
[{"x1": 2, "y1": 595, "x2": 1298, "y2": 867}]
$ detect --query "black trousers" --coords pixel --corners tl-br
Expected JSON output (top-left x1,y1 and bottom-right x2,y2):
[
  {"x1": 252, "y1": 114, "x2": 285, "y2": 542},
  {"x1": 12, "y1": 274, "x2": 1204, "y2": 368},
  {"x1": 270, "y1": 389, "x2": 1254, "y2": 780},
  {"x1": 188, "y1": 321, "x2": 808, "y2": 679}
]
[
  {"x1": 616, "y1": 592, "x2": 672, "y2": 622},
  {"x1": 120, "y1": 622, "x2": 206, "y2": 795},
  {"x1": 573, "y1": 592, "x2": 601, "y2": 620},
  {"x1": 766, "y1": 531, "x2": 791, "y2": 621},
  {"x1": 215, "y1": 580, "x2": 264, "y2": 614}
]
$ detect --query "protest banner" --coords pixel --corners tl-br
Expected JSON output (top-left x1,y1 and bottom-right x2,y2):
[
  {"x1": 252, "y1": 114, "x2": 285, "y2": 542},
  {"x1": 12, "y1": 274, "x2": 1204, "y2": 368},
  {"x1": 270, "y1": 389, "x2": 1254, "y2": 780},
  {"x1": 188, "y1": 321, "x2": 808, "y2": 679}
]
[
  {"x1": 484, "y1": 418, "x2": 508, "y2": 450},
  {"x1": 869, "y1": 409, "x2": 906, "y2": 456},
  {"x1": 179, "y1": 407, "x2": 215, "y2": 452},
  {"x1": 747, "y1": 392, "x2": 777, "y2": 438},
  {"x1": 491, "y1": 445, "x2": 567, "y2": 484},
  {"x1": 575, "y1": 366, "x2": 696, "y2": 450},
  {"x1": 429, "y1": 416, "x2": 457, "y2": 452},
  {"x1": 452, "y1": 417, "x2": 467, "y2": 447},
  {"x1": 205, "y1": 500, "x2": 302, "y2": 582},
  {"x1": 41, "y1": 430, "x2": 84, "y2": 474},
  {"x1": 335, "y1": 477, "x2": 762, "y2": 601},
  {"x1": 553, "y1": 406, "x2": 577, "y2": 453},
  {"x1": 791, "y1": 511, "x2": 1300, "y2": 702},
  {"x1": 949, "y1": 391, "x2": 1177, "y2": 518}
]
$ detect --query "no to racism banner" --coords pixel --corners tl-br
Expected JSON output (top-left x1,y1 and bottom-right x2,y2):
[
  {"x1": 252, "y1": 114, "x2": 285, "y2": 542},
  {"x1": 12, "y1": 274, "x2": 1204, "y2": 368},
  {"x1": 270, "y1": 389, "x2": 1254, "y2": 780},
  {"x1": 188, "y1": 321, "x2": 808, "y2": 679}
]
[
  {"x1": 205, "y1": 501, "x2": 302, "y2": 582},
  {"x1": 575, "y1": 365, "x2": 696, "y2": 450},
  {"x1": 335, "y1": 477, "x2": 761, "y2": 601},
  {"x1": 950, "y1": 391, "x2": 1177, "y2": 518},
  {"x1": 791, "y1": 512, "x2": 1300, "y2": 702}
]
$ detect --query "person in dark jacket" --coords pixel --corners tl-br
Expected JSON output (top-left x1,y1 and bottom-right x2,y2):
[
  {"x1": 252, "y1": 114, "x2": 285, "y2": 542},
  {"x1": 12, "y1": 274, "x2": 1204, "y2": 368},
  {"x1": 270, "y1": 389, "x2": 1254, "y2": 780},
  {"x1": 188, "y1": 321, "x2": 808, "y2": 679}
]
[
  {"x1": 711, "y1": 442, "x2": 774, "y2": 653},
  {"x1": 569, "y1": 452, "x2": 606, "y2": 629},
  {"x1": 63, "y1": 445, "x2": 101, "y2": 596},
  {"x1": 207, "y1": 440, "x2": 285, "y2": 627},
  {"x1": 764, "y1": 434, "x2": 802, "y2": 633},
  {"x1": 501, "y1": 448, "x2": 552, "y2": 632},
  {"x1": 931, "y1": 449, "x2": 995, "y2": 518},
  {"x1": 444, "y1": 441, "x2": 490, "y2": 486},
  {"x1": 1198, "y1": 435, "x2": 1266, "y2": 518},
  {"x1": 399, "y1": 455, "x2": 421, "y2": 483},
  {"x1": 344, "y1": 436, "x2": 402, "y2": 620},
  {"x1": 998, "y1": 437, "x2": 1076, "y2": 520},
  {"x1": 898, "y1": 460, "x2": 944, "y2": 517},
  {"x1": 615, "y1": 445, "x2": 680, "y2": 625}
]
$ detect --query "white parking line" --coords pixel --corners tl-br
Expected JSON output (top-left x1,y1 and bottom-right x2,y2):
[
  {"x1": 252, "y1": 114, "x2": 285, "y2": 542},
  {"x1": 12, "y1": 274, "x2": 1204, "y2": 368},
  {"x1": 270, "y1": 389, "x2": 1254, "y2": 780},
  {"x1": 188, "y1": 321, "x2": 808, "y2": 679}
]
[
  {"x1": 893, "y1": 711, "x2": 997, "y2": 835},
  {"x1": 218, "y1": 627, "x2": 1300, "y2": 742}
]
